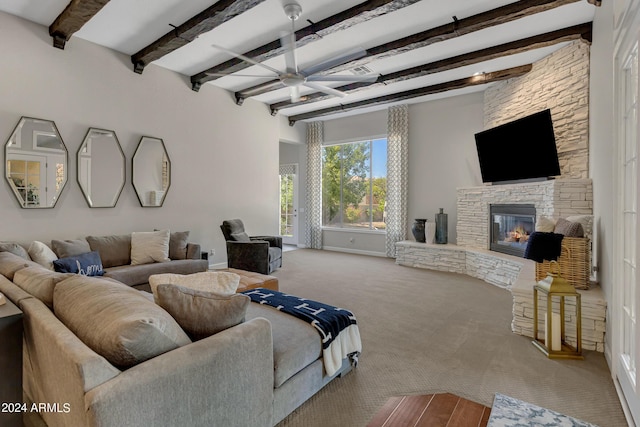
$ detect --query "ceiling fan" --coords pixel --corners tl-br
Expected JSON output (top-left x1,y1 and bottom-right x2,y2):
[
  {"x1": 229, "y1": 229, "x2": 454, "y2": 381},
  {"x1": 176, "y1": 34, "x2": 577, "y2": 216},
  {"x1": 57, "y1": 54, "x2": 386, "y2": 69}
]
[{"x1": 207, "y1": 2, "x2": 379, "y2": 102}]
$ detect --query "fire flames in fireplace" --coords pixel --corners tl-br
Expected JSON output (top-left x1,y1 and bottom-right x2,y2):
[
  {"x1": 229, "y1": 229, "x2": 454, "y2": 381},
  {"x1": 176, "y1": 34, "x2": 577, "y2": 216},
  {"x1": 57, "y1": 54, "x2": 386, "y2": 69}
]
[{"x1": 490, "y1": 204, "x2": 536, "y2": 257}]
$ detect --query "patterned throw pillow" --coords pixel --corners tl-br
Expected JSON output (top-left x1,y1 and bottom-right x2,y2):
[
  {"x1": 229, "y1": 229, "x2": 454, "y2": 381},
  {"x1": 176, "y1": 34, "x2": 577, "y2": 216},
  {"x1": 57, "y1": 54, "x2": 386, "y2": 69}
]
[
  {"x1": 53, "y1": 251, "x2": 104, "y2": 276},
  {"x1": 554, "y1": 218, "x2": 584, "y2": 237}
]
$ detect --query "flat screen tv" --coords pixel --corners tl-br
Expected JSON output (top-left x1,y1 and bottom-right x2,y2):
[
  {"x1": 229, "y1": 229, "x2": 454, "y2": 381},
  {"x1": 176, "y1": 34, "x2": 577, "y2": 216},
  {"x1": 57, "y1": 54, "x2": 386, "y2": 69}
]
[{"x1": 474, "y1": 109, "x2": 561, "y2": 184}]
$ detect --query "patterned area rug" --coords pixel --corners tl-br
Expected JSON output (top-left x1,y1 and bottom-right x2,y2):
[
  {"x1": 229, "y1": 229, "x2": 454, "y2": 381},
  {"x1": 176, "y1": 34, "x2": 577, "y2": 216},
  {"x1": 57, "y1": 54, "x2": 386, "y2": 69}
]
[{"x1": 488, "y1": 394, "x2": 598, "y2": 427}]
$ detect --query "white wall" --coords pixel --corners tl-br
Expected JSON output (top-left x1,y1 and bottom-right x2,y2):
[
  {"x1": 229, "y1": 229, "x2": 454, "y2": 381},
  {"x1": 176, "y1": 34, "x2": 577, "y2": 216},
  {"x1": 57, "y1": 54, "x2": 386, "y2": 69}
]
[
  {"x1": 589, "y1": 1, "x2": 615, "y2": 361},
  {"x1": 307, "y1": 92, "x2": 484, "y2": 253},
  {"x1": 0, "y1": 12, "x2": 281, "y2": 266},
  {"x1": 408, "y1": 92, "x2": 485, "y2": 244}
]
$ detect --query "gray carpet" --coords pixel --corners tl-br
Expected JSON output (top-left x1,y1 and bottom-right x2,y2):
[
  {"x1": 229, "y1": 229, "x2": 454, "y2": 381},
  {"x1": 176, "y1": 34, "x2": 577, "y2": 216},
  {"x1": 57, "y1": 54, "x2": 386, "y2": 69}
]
[{"x1": 272, "y1": 249, "x2": 627, "y2": 427}]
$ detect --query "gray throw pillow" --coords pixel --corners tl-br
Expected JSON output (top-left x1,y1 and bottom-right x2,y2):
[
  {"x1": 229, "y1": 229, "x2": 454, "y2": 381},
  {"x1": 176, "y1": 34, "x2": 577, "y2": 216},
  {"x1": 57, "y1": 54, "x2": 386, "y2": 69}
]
[
  {"x1": 155, "y1": 284, "x2": 249, "y2": 340},
  {"x1": 554, "y1": 218, "x2": 584, "y2": 238},
  {"x1": 86, "y1": 234, "x2": 131, "y2": 268},
  {"x1": 169, "y1": 231, "x2": 190, "y2": 260},
  {"x1": 230, "y1": 232, "x2": 251, "y2": 242},
  {"x1": 51, "y1": 239, "x2": 91, "y2": 259},
  {"x1": 0, "y1": 242, "x2": 30, "y2": 260},
  {"x1": 54, "y1": 275, "x2": 192, "y2": 369}
]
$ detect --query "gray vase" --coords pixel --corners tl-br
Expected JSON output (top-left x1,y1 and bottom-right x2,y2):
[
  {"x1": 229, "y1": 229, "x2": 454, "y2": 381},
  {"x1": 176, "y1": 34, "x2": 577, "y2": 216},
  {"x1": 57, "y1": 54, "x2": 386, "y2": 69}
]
[{"x1": 435, "y1": 208, "x2": 448, "y2": 244}]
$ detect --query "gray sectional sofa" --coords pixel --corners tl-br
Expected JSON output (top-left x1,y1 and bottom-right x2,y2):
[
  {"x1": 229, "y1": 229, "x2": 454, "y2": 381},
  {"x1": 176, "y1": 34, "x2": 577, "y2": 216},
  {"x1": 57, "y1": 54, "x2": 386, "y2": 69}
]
[{"x1": 0, "y1": 250, "x2": 352, "y2": 427}]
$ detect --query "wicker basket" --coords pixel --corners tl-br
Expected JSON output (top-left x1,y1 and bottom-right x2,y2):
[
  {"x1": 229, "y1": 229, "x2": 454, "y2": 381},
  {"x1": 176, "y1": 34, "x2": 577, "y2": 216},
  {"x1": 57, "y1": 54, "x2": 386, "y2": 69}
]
[{"x1": 535, "y1": 237, "x2": 590, "y2": 290}]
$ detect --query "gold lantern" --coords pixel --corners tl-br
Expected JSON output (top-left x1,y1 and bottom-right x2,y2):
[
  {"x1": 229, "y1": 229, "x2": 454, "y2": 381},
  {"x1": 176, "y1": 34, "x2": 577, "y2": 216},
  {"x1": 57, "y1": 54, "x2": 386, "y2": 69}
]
[{"x1": 532, "y1": 261, "x2": 583, "y2": 359}]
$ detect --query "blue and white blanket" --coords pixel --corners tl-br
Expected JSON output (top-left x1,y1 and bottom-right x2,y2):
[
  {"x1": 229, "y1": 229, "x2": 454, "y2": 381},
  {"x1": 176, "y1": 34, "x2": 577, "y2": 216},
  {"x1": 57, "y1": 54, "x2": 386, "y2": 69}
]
[{"x1": 242, "y1": 288, "x2": 362, "y2": 377}]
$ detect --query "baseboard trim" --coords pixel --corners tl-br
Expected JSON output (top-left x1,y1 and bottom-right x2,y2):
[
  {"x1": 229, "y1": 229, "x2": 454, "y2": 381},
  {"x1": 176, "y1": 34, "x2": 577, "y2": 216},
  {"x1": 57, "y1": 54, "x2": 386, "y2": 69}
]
[{"x1": 322, "y1": 246, "x2": 387, "y2": 257}]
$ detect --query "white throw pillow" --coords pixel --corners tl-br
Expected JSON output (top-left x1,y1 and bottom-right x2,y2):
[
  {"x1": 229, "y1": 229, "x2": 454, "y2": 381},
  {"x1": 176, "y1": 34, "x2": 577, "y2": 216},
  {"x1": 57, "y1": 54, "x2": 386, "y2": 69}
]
[
  {"x1": 28, "y1": 241, "x2": 58, "y2": 270},
  {"x1": 535, "y1": 216, "x2": 556, "y2": 233},
  {"x1": 149, "y1": 271, "x2": 241, "y2": 301},
  {"x1": 130, "y1": 230, "x2": 170, "y2": 265}
]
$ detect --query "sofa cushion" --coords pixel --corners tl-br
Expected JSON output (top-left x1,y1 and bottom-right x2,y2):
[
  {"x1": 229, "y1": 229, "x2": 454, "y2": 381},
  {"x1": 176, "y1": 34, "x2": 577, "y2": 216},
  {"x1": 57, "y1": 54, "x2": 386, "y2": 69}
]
[
  {"x1": 149, "y1": 271, "x2": 240, "y2": 298},
  {"x1": 53, "y1": 251, "x2": 104, "y2": 276},
  {"x1": 131, "y1": 230, "x2": 170, "y2": 265},
  {"x1": 28, "y1": 241, "x2": 58, "y2": 270},
  {"x1": 13, "y1": 266, "x2": 73, "y2": 308},
  {"x1": 86, "y1": 234, "x2": 131, "y2": 268},
  {"x1": 103, "y1": 259, "x2": 209, "y2": 287},
  {"x1": 0, "y1": 241, "x2": 30, "y2": 260},
  {"x1": 246, "y1": 303, "x2": 322, "y2": 388},
  {"x1": 0, "y1": 251, "x2": 41, "y2": 280},
  {"x1": 155, "y1": 284, "x2": 250, "y2": 340},
  {"x1": 51, "y1": 239, "x2": 91, "y2": 259},
  {"x1": 54, "y1": 275, "x2": 192, "y2": 369}
]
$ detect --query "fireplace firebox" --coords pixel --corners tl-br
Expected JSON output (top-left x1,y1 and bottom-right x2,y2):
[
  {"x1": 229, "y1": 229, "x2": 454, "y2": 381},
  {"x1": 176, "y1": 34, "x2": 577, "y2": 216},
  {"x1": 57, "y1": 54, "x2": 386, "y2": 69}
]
[{"x1": 489, "y1": 204, "x2": 536, "y2": 257}]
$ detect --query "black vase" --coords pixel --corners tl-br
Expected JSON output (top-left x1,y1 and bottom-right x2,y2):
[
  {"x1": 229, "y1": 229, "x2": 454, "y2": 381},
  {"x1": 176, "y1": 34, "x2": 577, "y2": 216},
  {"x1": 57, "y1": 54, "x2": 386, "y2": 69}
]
[{"x1": 412, "y1": 219, "x2": 427, "y2": 243}]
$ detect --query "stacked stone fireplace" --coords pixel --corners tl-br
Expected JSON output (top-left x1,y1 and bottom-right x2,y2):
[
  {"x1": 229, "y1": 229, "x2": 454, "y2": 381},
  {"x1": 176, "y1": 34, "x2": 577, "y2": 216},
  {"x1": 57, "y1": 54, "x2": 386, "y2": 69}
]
[{"x1": 456, "y1": 179, "x2": 593, "y2": 255}]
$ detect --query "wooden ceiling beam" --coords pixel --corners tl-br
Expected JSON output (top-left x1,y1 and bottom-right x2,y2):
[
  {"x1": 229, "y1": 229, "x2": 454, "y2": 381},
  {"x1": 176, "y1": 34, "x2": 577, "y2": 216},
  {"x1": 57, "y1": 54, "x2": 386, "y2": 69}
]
[
  {"x1": 237, "y1": 0, "x2": 581, "y2": 103},
  {"x1": 190, "y1": 0, "x2": 422, "y2": 92},
  {"x1": 270, "y1": 22, "x2": 592, "y2": 114},
  {"x1": 286, "y1": 64, "x2": 533, "y2": 125},
  {"x1": 49, "y1": 0, "x2": 110, "y2": 49},
  {"x1": 131, "y1": 0, "x2": 268, "y2": 74}
]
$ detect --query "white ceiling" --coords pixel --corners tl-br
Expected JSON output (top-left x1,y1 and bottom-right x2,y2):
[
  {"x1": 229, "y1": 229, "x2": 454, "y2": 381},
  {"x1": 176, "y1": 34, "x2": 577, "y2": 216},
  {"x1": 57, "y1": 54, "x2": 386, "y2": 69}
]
[{"x1": 0, "y1": 0, "x2": 596, "y2": 122}]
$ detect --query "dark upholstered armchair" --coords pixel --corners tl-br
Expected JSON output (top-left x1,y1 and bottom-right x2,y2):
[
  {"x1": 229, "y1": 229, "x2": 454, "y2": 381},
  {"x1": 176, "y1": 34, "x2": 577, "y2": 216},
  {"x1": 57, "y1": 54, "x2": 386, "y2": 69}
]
[{"x1": 220, "y1": 219, "x2": 283, "y2": 275}]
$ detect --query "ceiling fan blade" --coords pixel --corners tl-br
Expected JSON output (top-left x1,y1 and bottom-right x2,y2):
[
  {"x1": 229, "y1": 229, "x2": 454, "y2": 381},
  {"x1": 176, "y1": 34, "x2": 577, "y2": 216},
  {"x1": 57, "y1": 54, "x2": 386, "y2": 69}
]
[
  {"x1": 290, "y1": 85, "x2": 301, "y2": 103},
  {"x1": 211, "y1": 44, "x2": 281, "y2": 75},
  {"x1": 205, "y1": 72, "x2": 279, "y2": 78},
  {"x1": 303, "y1": 82, "x2": 347, "y2": 98},
  {"x1": 280, "y1": 30, "x2": 298, "y2": 74},
  {"x1": 300, "y1": 47, "x2": 367, "y2": 77},
  {"x1": 306, "y1": 74, "x2": 379, "y2": 83}
]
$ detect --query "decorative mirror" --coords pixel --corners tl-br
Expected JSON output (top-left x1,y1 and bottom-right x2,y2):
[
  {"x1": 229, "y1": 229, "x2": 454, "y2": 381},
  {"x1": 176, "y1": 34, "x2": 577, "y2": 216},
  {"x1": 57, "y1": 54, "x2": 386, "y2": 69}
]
[
  {"x1": 77, "y1": 128, "x2": 125, "y2": 208},
  {"x1": 5, "y1": 117, "x2": 68, "y2": 208},
  {"x1": 132, "y1": 136, "x2": 170, "y2": 207}
]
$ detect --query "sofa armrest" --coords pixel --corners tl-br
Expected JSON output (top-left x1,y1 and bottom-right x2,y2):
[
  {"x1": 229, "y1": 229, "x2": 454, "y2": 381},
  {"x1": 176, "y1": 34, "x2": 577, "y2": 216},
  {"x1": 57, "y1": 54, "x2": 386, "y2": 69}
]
[
  {"x1": 250, "y1": 236, "x2": 283, "y2": 249},
  {"x1": 186, "y1": 243, "x2": 201, "y2": 260},
  {"x1": 85, "y1": 318, "x2": 274, "y2": 427},
  {"x1": 226, "y1": 241, "x2": 270, "y2": 274}
]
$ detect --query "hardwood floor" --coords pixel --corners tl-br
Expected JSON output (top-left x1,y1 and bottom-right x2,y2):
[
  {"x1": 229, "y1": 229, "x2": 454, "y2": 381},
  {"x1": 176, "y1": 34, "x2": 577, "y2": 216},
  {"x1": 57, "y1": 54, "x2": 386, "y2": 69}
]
[{"x1": 367, "y1": 393, "x2": 491, "y2": 427}]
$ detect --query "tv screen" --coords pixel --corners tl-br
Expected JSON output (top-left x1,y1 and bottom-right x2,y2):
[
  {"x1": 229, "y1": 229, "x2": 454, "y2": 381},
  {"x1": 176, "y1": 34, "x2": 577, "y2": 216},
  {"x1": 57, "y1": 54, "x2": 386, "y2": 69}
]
[{"x1": 474, "y1": 109, "x2": 561, "y2": 184}]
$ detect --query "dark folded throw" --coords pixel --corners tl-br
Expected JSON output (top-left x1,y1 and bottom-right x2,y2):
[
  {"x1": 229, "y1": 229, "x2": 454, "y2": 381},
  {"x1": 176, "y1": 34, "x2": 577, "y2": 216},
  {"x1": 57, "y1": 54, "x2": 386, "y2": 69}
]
[
  {"x1": 524, "y1": 232, "x2": 564, "y2": 263},
  {"x1": 242, "y1": 288, "x2": 357, "y2": 350}
]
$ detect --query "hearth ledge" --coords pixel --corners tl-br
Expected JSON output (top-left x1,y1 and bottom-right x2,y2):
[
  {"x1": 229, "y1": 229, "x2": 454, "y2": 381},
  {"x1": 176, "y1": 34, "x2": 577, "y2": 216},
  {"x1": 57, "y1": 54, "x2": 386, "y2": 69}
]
[{"x1": 394, "y1": 240, "x2": 606, "y2": 352}]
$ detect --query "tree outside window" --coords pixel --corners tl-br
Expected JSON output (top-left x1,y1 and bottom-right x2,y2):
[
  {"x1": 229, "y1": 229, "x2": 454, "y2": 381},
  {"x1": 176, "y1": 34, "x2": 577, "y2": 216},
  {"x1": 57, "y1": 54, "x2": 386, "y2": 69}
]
[{"x1": 322, "y1": 138, "x2": 387, "y2": 230}]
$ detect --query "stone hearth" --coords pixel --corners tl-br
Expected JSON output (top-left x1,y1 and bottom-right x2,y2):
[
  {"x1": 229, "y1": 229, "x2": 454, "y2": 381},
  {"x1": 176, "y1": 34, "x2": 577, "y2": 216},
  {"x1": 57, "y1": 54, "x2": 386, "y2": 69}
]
[{"x1": 394, "y1": 178, "x2": 604, "y2": 351}]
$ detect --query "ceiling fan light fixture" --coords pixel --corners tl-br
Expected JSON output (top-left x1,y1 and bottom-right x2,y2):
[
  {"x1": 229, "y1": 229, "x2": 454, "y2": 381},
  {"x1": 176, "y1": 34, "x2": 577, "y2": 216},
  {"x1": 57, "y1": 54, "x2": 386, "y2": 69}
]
[
  {"x1": 280, "y1": 73, "x2": 306, "y2": 87},
  {"x1": 283, "y1": 3, "x2": 302, "y2": 20}
]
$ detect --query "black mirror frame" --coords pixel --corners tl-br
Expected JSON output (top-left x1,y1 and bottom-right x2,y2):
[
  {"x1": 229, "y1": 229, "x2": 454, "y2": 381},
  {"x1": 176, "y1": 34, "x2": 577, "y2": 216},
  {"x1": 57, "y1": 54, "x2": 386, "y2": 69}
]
[
  {"x1": 131, "y1": 136, "x2": 171, "y2": 208},
  {"x1": 76, "y1": 127, "x2": 126, "y2": 208},
  {"x1": 4, "y1": 116, "x2": 68, "y2": 209}
]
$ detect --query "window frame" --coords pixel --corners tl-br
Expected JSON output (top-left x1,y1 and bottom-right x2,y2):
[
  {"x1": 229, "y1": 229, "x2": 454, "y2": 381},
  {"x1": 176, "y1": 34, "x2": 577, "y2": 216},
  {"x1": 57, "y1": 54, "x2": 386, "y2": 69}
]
[{"x1": 321, "y1": 136, "x2": 387, "y2": 232}]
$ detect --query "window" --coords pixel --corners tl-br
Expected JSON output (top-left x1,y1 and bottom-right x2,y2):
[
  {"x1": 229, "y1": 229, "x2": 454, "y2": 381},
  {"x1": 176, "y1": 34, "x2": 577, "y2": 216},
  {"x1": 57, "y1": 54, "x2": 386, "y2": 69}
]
[{"x1": 322, "y1": 138, "x2": 387, "y2": 230}]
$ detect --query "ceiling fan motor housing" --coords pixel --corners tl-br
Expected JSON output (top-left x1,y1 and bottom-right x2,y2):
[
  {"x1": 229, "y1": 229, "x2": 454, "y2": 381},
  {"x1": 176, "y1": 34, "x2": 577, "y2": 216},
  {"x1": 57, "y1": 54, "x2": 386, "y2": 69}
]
[{"x1": 284, "y1": 3, "x2": 302, "y2": 20}]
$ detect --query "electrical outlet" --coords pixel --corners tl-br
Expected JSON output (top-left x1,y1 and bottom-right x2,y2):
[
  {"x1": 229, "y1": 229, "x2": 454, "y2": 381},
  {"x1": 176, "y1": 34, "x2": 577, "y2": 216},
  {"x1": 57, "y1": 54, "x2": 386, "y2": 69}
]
[{"x1": 209, "y1": 249, "x2": 215, "y2": 258}]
